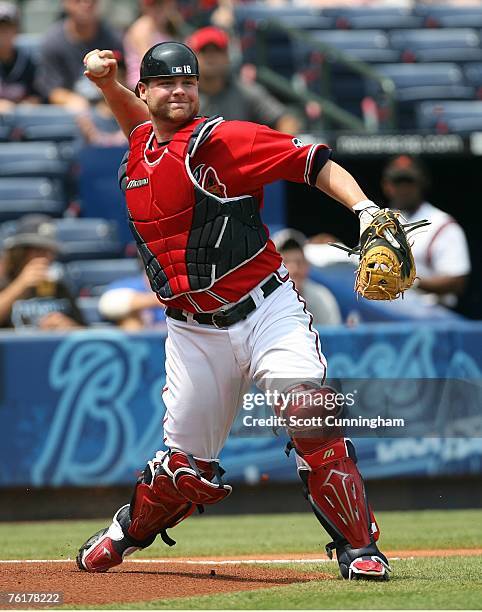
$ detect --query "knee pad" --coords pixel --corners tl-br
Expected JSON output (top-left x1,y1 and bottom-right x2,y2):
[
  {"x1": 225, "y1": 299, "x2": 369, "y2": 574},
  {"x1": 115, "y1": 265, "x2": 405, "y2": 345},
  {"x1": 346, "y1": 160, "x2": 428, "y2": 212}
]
[
  {"x1": 276, "y1": 384, "x2": 345, "y2": 449},
  {"x1": 126, "y1": 456, "x2": 196, "y2": 544},
  {"x1": 168, "y1": 451, "x2": 232, "y2": 505}
]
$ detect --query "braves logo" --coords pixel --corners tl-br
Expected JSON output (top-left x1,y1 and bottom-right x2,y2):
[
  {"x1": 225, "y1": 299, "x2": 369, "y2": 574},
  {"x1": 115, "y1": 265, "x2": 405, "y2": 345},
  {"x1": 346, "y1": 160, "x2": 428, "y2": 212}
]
[{"x1": 193, "y1": 164, "x2": 227, "y2": 198}]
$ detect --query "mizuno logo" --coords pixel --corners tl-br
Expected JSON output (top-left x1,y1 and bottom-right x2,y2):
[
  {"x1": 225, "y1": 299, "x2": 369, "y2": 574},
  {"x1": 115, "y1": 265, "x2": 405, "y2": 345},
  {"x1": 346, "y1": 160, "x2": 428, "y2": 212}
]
[
  {"x1": 102, "y1": 547, "x2": 112, "y2": 559},
  {"x1": 126, "y1": 178, "x2": 149, "y2": 189},
  {"x1": 323, "y1": 448, "x2": 335, "y2": 459}
]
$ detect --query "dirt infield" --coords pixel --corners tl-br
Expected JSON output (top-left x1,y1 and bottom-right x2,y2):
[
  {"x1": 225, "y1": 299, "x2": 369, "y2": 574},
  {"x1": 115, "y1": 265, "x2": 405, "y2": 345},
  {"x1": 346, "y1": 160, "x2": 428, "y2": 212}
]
[
  {"x1": 0, "y1": 561, "x2": 327, "y2": 607},
  {"x1": 1, "y1": 549, "x2": 481, "y2": 607},
  {"x1": 162, "y1": 547, "x2": 482, "y2": 561}
]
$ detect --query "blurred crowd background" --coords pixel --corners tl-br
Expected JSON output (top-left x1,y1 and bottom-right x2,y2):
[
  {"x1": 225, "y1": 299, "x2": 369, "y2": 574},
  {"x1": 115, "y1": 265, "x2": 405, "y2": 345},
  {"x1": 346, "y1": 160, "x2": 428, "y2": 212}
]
[{"x1": 0, "y1": 0, "x2": 481, "y2": 332}]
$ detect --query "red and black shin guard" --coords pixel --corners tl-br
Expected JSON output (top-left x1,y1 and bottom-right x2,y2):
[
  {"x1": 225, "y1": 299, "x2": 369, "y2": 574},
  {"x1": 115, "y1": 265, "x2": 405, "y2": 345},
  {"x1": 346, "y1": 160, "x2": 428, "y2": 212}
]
[
  {"x1": 77, "y1": 450, "x2": 231, "y2": 572},
  {"x1": 281, "y1": 386, "x2": 390, "y2": 580}
]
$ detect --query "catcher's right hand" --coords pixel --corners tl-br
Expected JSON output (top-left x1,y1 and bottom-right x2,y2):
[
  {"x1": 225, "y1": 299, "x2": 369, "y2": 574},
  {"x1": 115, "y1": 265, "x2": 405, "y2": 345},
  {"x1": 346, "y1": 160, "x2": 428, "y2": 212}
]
[{"x1": 83, "y1": 49, "x2": 118, "y2": 87}]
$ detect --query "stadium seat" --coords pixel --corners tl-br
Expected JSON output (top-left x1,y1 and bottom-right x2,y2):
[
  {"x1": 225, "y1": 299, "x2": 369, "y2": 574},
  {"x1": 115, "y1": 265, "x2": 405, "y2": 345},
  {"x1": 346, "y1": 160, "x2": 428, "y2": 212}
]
[
  {"x1": 6, "y1": 106, "x2": 79, "y2": 142},
  {"x1": 52, "y1": 218, "x2": 124, "y2": 262},
  {"x1": 235, "y1": 3, "x2": 324, "y2": 26},
  {"x1": 367, "y1": 63, "x2": 475, "y2": 129},
  {"x1": 0, "y1": 125, "x2": 11, "y2": 142},
  {"x1": 294, "y1": 30, "x2": 398, "y2": 118},
  {"x1": 236, "y1": 2, "x2": 332, "y2": 75},
  {"x1": 434, "y1": 115, "x2": 482, "y2": 134},
  {"x1": 0, "y1": 142, "x2": 71, "y2": 180},
  {"x1": 416, "y1": 100, "x2": 482, "y2": 131},
  {"x1": 368, "y1": 62, "x2": 474, "y2": 103},
  {"x1": 0, "y1": 178, "x2": 66, "y2": 222},
  {"x1": 390, "y1": 29, "x2": 482, "y2": 63},
  {"x1": 340, "y1": 14, "x2": 423, "y2": 31},
  {"x1": 65, "y1": 258, "x2": 141, "y2": 296},
  {"x1": 271, "y1": 15, "x2": 334, "y2": 30},
  {"x1": 20, "y1": 124, "x2": 80, "y2": 142},
  {"x1": 304, "y1": 30, "x2": 399, "y2": 63},
  {"x1": 322, "y1": 7, "x2": 423, "y2": 30},
  {"x1": 77, "y1": 296, "x2": 111, "y2": 327},
  {"x1": 415, "y1": 5, "x2": 482, "y2": 29},
  {"x1": 463, "y1": 62, "x2": 482, "y2": 98}
]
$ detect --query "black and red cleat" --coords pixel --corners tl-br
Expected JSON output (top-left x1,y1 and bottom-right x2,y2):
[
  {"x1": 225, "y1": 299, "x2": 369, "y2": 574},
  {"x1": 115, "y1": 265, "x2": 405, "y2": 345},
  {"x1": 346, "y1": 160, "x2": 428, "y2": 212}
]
[
  {"x1": 76, "y1": 527, "x2": 124, "y2": 573},
  {"x1": 348, "y1": 555, "x2": 391, "y2": 580},
  {"x1": 76, "y1": 506, "x2": 142, "y2": 573},
  {"x1": 336, "y1": 542, "x2": 391, "y2": 581}
]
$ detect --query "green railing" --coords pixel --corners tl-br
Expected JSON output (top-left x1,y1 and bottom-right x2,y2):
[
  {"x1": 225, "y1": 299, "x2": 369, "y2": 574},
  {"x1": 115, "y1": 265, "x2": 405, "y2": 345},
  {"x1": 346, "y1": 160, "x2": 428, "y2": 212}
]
[
  {"x1": 256, "y1": 66, "x2": 367, "y2": 132},
  {"x1": 253, "y1": 19, "x2": 397, "y2": 132}
]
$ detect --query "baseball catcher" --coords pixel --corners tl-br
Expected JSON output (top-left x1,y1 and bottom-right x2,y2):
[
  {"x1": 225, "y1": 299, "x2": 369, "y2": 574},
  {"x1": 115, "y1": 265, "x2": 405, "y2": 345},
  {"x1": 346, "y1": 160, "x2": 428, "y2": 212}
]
[
  {"x1": 334, "y1": 202, "x2": 430, "y2": 300},
  {"x1": 75, "y1": 40, "x2": 412, "y2": 582}
]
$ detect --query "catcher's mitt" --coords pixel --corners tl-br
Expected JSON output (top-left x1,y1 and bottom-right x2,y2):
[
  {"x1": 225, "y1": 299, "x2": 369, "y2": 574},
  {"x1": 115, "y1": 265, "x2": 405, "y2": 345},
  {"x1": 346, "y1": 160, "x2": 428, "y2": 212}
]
[{"x1": 334, "y1": 209, "x2": 430, "y2": 301}]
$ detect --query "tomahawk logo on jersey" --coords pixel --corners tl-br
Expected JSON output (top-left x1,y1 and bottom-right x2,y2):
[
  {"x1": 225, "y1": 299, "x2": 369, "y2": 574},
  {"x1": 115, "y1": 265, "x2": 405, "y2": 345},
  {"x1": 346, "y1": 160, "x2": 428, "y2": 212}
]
[{"x1": 193, "y1": 164, "x2": 227, "y2": 198}]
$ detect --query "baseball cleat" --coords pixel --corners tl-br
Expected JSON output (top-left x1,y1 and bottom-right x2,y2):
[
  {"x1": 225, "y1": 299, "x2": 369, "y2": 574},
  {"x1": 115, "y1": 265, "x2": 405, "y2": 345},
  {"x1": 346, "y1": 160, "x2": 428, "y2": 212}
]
[
  {"x1": 76, "y1": 505, "x2": 140, "y2": 573},
  {"x1": 336, "y1": 543, "x2": 391, "y2": 581},
  {"x1": 347, "y1": 555, "x2": 391, "y2": 581}
]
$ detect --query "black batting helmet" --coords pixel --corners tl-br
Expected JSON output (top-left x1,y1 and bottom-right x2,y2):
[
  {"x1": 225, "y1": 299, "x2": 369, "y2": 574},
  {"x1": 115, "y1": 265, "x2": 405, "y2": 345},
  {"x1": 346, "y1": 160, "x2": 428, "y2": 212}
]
[{"x1": 139, "y1": 42, "x2": 199, "y2": 83}]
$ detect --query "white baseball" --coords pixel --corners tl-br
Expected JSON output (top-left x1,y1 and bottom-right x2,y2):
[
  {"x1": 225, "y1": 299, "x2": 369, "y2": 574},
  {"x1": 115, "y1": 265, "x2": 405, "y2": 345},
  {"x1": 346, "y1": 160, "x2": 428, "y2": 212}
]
[{"x1": 86, "y1": 53, "x2": 109, "y2": 77}]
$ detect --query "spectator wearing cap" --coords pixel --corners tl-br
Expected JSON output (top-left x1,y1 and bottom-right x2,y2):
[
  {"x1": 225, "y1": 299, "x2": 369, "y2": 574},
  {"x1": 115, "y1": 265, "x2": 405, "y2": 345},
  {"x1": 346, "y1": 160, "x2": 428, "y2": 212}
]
[
  {"x1": 0, "y1": 2, "x2": 40, "y2": 113},
  {"x1": 0, "y1": 215, "x2": 85, "y2": 330},
  {"x1": 382, "y1": 155, "x2": 471, "y2": 308},
  {"x1": 124, "y1": 0, "x2": 184, "y2": 91},
  {"x1": 34, "y1": 0, "x2": 124, "y2": 112},
  {"x1": 186, "y1": 26, "x2": 301, "y2": 134},
  {"x1": 273, "y1": 229, "x2": 342, "y2": 326}
]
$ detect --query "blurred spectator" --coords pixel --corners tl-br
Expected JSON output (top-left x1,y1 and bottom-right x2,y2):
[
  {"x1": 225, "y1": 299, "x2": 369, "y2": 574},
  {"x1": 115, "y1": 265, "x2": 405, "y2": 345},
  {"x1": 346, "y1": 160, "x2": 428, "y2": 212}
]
[
  {"x1": 273, "y1": 229, "x2": 342, "y2": 326},
  {"x1": 98, "y1": 267, "x2": 166, "y2": 331},
  {"x1": 186, "y1": 26, "x2": 301, "y2": 134},
  {"x1": 0, "y1": 2, "x2": 40, "y2": 113},
  {"x1": 35, "y1": 0, "x2": 123, "y2": 112},
  {"x1": 0, "y1": 215, "x2": 85, "y2": 330},
  {"x1": 209, "y1": 0, "x2": 235, "y2": 30},
  {"x1": 124, "y1": 0, "x2": 184, "y2": 90},
  {"x1": 304, "y1": 232, "x2": 358, "y2": 268},
  {"x1": 76, "y1": 59, "x2": 128, "y2": 146},
  {"x1": 382, "y1": 155, "x2": 471, "y2": 308}
]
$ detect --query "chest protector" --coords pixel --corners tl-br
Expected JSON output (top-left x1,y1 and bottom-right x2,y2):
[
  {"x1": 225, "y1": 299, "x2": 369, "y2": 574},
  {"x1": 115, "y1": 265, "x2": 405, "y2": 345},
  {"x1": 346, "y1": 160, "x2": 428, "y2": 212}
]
[{"x1": 122, "y1": 116, "x2": 268, "y2": 299}]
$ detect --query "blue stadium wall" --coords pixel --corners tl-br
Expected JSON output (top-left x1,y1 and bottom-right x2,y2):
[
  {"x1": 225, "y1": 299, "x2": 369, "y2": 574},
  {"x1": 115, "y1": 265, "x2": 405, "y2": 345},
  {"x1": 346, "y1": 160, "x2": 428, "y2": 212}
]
[{"x1": 1, "y1": 321, "x2": 481, "y2": 489}]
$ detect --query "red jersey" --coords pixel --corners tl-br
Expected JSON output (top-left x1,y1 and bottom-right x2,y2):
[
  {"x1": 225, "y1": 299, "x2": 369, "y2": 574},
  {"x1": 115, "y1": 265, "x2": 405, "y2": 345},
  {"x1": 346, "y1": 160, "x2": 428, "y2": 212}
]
[{"x1": 127, "y1": 118, "x2": 331, "y2": 313}]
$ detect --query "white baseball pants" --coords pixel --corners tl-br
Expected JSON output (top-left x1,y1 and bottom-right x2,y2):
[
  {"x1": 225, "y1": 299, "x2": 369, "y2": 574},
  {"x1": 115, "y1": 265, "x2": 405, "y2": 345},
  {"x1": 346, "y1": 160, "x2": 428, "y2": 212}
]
[{"x1": 162, "y1": 272, "x2": 327, "y2": 459}]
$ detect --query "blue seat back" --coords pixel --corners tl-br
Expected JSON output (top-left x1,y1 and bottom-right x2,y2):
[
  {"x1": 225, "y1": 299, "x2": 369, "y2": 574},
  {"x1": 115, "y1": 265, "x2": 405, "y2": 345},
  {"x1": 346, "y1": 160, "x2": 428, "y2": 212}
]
[
  {"x1": 0, "y1": 177, "x2": 66, "y2": 221},
  {"x1": 66, "y1": 259, "x2": 141, "y2": 296},
  {"x1": 53, "y1": 218, "x2": 124, "y2": 262}
]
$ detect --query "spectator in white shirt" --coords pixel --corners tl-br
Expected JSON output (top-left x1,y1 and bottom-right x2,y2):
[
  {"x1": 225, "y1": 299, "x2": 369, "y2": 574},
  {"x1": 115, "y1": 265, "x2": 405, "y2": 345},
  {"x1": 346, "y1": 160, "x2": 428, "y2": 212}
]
[
  {"x1": 382, "y1": 155, "x2": 471, "y2": 307},
  {"x1": 273, "y1": 229, "x2": 342, "y2": 326}
]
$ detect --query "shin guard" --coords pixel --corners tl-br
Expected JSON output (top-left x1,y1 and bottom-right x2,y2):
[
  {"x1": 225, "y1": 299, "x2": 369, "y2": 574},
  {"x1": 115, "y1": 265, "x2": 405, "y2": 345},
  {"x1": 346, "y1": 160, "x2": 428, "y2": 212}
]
[
  {"x1": 281, "y1": 386, "x2": 389, "y2": 579},
  {"x1": 293, "y1": 436, "x2": 389, "y2": 579}
]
